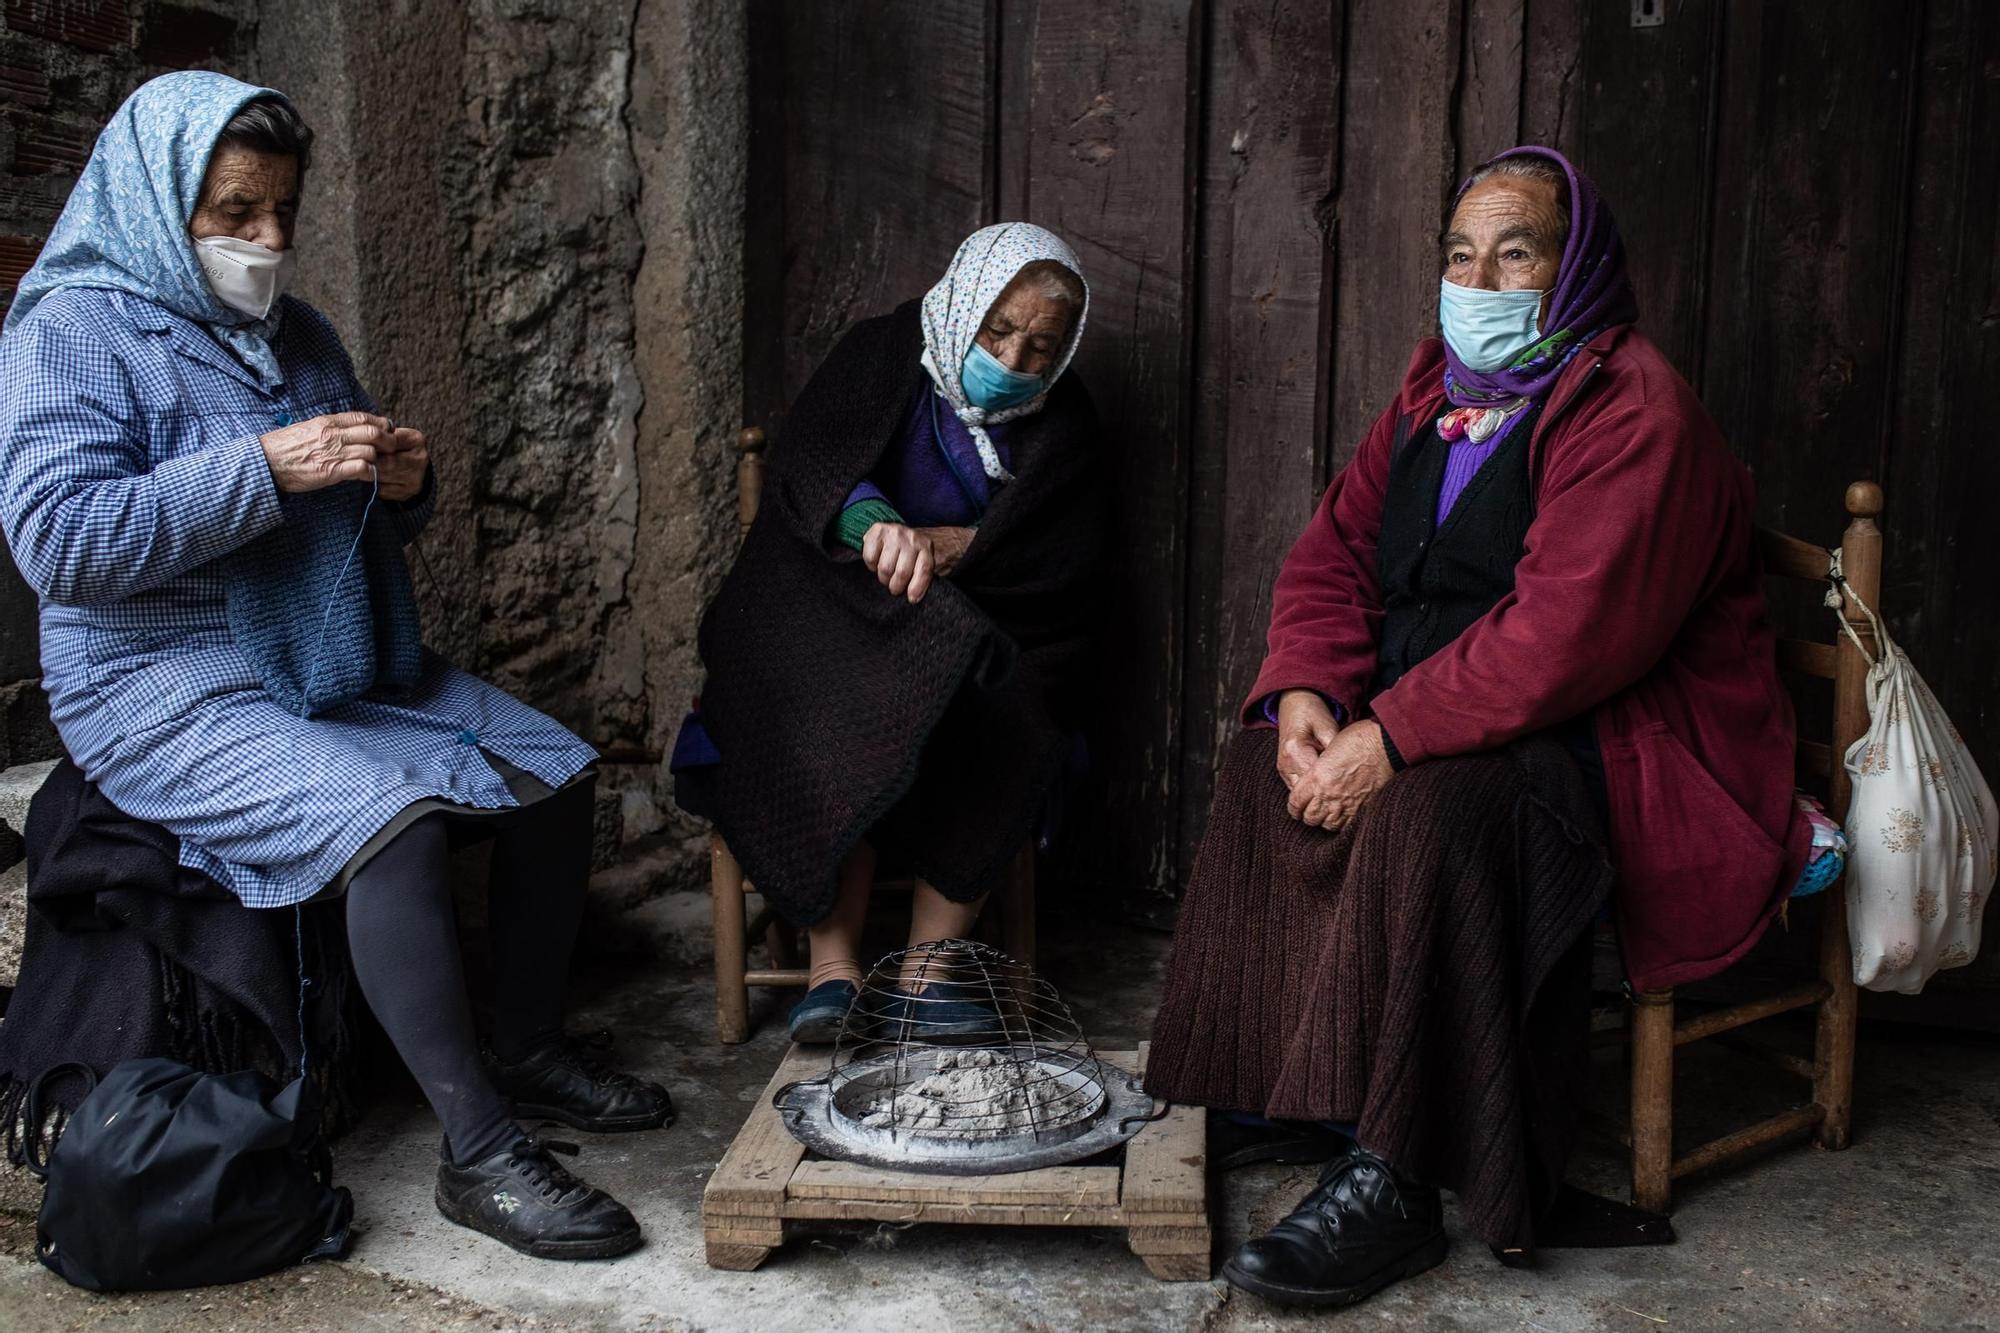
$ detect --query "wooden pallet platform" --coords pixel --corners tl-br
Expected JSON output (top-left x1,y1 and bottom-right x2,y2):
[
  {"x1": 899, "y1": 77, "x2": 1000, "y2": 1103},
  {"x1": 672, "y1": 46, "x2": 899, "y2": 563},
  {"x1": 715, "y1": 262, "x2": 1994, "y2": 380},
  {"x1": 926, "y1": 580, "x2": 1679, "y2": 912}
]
[{"x1": 702, "y1": 1041, "x2": 1210, "y2": 1280}]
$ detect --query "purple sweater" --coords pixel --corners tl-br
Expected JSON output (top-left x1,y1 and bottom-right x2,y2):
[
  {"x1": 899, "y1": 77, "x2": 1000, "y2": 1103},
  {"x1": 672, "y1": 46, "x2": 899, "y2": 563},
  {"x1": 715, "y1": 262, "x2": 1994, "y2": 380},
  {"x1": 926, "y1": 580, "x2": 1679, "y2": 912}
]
[{"x1": 843, "y1": 384, "x2": 1013, "y2": 529}]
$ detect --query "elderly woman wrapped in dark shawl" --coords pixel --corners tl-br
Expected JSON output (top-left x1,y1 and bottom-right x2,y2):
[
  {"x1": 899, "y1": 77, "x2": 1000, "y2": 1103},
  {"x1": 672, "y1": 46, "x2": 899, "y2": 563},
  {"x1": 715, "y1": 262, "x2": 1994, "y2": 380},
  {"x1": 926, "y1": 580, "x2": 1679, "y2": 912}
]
[
  {"x1": 1145, "y1": 148, "x2": 1812, "y2": 1310},
  {"x1": 679, "y1": 223, "x2": 1105, "y2": 1043}
]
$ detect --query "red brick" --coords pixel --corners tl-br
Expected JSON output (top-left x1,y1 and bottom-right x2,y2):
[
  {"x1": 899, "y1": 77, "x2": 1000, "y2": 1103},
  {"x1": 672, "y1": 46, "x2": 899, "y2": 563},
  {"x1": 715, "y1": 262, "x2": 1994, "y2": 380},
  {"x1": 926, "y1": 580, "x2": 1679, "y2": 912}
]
[
  {"x1": 0, "y1": 44, "x2": 50, "y2": 106},
  {"x1": 3, "y1": 1, "x2": 129, "y2": 57},
  {"x1": 8, "y1": 109, "x2": 93, "y2": 173}
]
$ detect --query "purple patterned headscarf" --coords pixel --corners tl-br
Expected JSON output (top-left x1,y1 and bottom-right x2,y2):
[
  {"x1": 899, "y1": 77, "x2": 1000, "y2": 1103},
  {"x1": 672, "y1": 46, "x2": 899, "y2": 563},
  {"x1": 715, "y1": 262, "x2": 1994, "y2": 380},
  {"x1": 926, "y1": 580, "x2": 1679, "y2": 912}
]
[{"x1": 1441, "y1": 146, "x2": 1638, "y2": 410}]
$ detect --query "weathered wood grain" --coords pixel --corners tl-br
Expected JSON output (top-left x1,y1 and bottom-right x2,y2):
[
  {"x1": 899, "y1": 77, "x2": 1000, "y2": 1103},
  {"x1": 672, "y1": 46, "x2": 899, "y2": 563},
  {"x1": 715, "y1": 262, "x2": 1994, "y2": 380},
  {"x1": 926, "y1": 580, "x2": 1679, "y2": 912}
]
[
  {"x1": 1699, "y1": 2, "x2": 1920, "y2": 535},
  {"x1": 1023, "y1": 0, "x2": 1200, "y2": 899},
  {"x1": 775, "y1": 2, "x2": 993, "y2": 411},
  {"x1": 1577, "y1": 0, "x2": 1721, "y2": 377},
  {"x1": 1327, "y1": 0, "x2": 1461, "y2": 465},
  {"x1": 1872, "y1": 0, "x2": 2000, "y2": 1015},
  {"x1": 1178, "y1": 0, "x2": 1343, "y2": 878}
]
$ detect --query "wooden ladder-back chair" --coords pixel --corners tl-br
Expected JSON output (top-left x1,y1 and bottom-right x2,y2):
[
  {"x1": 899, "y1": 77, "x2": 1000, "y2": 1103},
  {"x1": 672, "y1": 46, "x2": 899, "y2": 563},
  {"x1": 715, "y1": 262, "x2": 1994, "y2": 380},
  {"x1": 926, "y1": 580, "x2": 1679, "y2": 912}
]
[
  {"x1": 707, "y1": 428, "x2": 1037, "y2": 1044},
  {"x1": 1618, "y1": 480, "x2": 1882, "y2": 1213}
]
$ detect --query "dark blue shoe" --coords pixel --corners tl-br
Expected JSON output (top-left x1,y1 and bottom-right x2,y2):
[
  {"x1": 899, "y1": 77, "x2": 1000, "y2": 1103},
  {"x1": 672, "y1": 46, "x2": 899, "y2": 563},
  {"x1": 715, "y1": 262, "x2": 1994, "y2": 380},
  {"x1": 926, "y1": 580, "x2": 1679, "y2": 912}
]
[
  {"x1": 788, "y1": 980, "x2": 859, "y2": 1044},
  {"x1": 876, "y1": 981, "x2": 1005, "y2": 1041}
]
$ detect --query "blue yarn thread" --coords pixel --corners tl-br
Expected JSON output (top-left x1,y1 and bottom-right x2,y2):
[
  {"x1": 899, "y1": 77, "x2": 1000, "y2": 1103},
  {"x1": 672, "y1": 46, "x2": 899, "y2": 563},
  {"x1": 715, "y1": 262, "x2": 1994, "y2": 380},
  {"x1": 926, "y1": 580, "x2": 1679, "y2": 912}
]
[
  {"x1": 298, "y1": 464, "x2": 381, "y2": 715},
  {"x1": 293, "y1": 904, "x2": 310, "y2": 1078}
]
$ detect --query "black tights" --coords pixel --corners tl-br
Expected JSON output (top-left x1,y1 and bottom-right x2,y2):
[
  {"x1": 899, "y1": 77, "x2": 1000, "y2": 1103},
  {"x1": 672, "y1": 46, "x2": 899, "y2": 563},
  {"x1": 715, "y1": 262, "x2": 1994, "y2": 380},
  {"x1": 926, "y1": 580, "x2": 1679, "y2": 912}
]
[{"x1": 343, "y1": 778, "x2": 593, "y2": 1166}]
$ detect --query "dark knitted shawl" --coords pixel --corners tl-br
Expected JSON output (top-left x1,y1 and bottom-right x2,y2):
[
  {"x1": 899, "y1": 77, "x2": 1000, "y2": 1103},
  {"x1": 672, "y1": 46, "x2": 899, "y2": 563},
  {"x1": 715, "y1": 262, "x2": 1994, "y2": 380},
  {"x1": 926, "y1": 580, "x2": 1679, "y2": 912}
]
[
  {"x1": 221, "y1": 481, "x2": 424, "y2": 718},
  {"x1": 693, "y1": 301, "x2": 1105, "y2": 925}
]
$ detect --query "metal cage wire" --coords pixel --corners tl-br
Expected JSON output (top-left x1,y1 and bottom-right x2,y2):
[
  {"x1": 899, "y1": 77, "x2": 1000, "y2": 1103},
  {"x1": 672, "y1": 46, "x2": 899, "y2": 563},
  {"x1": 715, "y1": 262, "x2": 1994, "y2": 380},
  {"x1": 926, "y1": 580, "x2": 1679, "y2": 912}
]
[{"x1": 776, "y1": 939, "x2": 1158, "y2": 1174}]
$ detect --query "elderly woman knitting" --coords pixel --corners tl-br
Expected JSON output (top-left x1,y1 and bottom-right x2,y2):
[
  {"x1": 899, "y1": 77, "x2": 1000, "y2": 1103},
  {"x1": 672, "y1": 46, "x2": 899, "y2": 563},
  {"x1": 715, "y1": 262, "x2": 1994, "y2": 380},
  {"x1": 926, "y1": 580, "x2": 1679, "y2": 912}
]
[
  {"x1": 1145, "y1": 148, "x2": 1810, "y2": 1308},
  {"x1": 679, "y1": 223, "x2": 1104, "y2": 1044},
  {"x1": 0, "y1": 73, "x2": 668, "y2": 1261}
]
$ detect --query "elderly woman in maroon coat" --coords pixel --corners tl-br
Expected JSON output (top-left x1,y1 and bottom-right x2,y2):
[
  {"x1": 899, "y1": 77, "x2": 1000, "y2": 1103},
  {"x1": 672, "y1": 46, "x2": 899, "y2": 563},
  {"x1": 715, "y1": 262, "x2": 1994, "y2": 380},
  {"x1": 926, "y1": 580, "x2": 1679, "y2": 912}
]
[{"x1": 1146, "y1": 148, "x2": 1808, "y2": 1309}]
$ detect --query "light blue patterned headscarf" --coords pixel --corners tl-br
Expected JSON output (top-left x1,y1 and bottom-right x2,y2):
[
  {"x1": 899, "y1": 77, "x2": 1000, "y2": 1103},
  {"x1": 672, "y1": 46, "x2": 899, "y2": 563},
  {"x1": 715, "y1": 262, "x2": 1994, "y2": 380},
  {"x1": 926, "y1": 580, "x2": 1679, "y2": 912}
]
[{"x1": 3, "y1": 71, "x2": 292, "y2": 386}]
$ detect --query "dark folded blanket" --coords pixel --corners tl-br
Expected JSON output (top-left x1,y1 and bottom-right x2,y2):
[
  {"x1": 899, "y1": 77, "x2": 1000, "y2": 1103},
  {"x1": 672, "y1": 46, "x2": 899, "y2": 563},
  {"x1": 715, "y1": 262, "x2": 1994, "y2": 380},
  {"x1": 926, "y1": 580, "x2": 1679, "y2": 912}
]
[{"x1": 0, "y1": 759, "x2": 367, "y2": 1159}]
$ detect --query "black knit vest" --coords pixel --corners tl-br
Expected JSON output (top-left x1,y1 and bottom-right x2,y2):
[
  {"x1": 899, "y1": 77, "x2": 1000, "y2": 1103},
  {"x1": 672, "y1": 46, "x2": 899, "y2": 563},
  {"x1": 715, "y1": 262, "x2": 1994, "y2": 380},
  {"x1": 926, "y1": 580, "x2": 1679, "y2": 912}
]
[{"x1": 1369, "y1": 411, "x2": 1539, "y2": 700}]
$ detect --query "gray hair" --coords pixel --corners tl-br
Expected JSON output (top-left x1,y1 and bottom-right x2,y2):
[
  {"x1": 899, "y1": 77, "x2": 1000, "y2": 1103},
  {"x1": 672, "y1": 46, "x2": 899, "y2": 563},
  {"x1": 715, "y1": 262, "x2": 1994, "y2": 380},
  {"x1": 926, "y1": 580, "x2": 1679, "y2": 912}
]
[
  {"x1": 218, "y1": 96, "x2": 315, "y2": 173},
  {"x1": 1014, "y1": 259, "x2": 1085, "y2": 309},
  {"x1": 1460, "y1": 153, "x2": 1569, "y2": 249}
]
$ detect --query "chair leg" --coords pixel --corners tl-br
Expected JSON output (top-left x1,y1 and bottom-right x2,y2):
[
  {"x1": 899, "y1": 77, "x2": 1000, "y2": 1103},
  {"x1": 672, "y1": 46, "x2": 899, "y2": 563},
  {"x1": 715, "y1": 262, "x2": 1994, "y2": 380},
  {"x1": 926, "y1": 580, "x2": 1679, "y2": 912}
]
[
  {"x1": 1003, "y1": 842, "x2": 1036, "y2": 966},
  {"x1": 1629, "y1": 988, "x2": 1675, "y2": 1215},
  {"x1": 711, "y1": 834, "x2": 751, "y2": 1044},
  {"x1": 1814, "y1": 890, "x2": 1858, "y2": 1149}
]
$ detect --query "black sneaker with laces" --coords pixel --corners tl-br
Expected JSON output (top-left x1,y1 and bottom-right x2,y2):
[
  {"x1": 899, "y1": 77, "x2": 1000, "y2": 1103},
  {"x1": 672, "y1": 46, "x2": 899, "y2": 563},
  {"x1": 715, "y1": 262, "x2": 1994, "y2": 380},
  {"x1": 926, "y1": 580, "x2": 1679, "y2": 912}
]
[
  {"x1": 1220, "y1": 1143, "x2": 1448, "y2": 1308},
  {"x1": 434, "y1": 1136, "x2": 642, "y2": 1261},
  {"x1": 486, "y1": 1031, "x2": 675, "y2": 1133}
]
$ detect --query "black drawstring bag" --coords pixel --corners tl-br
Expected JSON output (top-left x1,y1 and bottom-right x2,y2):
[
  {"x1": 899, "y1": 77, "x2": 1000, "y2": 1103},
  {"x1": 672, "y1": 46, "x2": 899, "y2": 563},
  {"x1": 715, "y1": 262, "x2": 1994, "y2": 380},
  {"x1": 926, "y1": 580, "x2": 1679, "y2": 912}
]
[{"x1": 23, "y1": 1059, "x2": 354, "y2": 1291}]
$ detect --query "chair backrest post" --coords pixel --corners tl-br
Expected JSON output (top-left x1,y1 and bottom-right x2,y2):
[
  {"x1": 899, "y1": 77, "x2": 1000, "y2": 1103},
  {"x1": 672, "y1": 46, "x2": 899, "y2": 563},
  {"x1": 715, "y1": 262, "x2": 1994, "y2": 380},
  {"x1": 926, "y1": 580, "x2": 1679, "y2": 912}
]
[
  {"x1": 735, "y1": 427, "x2": 768, "y2": 544},
  {"x1": 1829, "y1": 481, "x2": 1885, "y2": 824}
]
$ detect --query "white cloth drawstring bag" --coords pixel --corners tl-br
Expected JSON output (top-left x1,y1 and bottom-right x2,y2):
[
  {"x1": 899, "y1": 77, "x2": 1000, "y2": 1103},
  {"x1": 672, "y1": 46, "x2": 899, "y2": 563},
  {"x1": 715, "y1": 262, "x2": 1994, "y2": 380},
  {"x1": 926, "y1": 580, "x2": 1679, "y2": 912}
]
[{"x1": 1834, "y1": 571, "x2": 1997, "y2": 993}]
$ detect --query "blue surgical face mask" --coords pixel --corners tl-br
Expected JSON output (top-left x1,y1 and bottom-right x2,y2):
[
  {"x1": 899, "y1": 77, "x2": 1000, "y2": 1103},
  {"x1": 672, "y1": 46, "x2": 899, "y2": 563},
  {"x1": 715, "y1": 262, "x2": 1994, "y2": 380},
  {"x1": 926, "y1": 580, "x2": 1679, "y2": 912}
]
[
  {"x1": 1438, "y1": 279, "x2": 1547, "y2": 373},
  {"x1": 961, "y1": 341, "x2": 1045, "y2": 411}
]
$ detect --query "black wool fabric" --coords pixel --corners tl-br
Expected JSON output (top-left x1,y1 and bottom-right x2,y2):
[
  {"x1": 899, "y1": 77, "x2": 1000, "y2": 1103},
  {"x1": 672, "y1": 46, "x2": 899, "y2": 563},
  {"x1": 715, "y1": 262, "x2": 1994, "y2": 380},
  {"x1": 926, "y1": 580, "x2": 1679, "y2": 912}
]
[
  {"x1": 690, "y1": 300, "x2": 1106, "y2": 925},
  {"x1": 0, "y1": 760, "x2": 366, "y2": 1159},
  {"x1": 1370, "y1": 412, "x2": 1538, "y2": 698}
]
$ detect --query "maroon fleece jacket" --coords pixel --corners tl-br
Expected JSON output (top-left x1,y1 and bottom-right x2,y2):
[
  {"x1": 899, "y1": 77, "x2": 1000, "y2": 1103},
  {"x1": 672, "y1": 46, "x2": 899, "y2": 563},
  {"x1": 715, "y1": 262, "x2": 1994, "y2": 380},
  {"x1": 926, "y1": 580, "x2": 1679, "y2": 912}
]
[{"x1": 1248, "y1": 327, "x2": 1811, "y2": 991}]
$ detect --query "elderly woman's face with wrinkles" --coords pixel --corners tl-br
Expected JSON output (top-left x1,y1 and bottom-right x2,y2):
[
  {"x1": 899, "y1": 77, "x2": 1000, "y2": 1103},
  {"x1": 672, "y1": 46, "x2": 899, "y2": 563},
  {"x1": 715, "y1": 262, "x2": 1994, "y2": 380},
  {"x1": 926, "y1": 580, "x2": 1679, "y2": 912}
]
[
  {"x1": 976, "y1": 272, "x2": 1076, "y2": 380},
  {"x1": 188, "y1": 146, "x2": 300, "y2": 252},
  {"x1": 1442, "y1": 176, "x2": 1562, "y2": 293}
]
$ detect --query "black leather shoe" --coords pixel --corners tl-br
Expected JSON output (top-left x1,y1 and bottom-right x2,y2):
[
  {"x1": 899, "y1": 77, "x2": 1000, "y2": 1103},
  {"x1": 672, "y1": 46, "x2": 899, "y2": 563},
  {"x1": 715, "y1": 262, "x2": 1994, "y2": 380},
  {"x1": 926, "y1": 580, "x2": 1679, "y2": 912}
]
[
  {"x1": 435, "y1": 1137, "x2": 642, "y2": 1261},
  {"x1": 487, "y1": 1031, "x2": 675, "y2": 1133},
  {"x1": 1221, "y1": 1145, "x2": 1447, "y2": 1308}
]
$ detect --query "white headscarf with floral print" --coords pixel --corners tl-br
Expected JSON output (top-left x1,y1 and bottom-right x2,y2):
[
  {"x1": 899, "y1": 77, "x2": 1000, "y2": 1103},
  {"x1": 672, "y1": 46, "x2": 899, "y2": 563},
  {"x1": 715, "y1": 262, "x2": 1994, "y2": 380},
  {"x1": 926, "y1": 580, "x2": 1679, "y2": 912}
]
[{"x1": 919, "y1": 222, "x2": 1089, "y2": 483}]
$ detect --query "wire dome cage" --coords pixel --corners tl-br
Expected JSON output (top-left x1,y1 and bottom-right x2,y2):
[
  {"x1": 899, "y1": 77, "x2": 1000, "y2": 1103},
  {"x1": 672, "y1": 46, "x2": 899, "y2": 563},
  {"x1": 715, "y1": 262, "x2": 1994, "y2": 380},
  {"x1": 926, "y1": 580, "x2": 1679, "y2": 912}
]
[{"x1": 775, "y1": 939, "x2": 1158, "y2": 1175}]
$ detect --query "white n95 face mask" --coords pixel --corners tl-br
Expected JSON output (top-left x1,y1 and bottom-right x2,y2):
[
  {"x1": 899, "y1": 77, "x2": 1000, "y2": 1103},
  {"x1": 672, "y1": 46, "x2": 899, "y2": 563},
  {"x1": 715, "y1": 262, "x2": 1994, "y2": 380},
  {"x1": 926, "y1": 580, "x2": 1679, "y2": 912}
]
[{"x1": 193, "y1": 235, "x2": 295, "y2": 320}]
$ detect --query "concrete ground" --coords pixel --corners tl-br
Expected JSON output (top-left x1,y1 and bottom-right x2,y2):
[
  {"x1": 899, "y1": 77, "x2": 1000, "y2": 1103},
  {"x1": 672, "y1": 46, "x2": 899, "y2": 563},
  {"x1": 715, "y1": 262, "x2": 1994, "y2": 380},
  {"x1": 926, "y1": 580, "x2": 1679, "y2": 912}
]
[{"x1": 1, "y1": 905, "x2": 1996, "y2": 1332}]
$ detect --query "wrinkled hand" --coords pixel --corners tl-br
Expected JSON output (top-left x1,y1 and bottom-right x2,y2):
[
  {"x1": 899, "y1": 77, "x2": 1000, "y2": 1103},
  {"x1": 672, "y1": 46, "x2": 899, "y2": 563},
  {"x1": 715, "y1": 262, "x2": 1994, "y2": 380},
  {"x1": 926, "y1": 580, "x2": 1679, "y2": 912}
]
[
  {"x1": 1275, "y1": 689, "x2": 1341, "y2": 793},
  {"x1": 374, "y1": 425, "x2": 429, "y2": 502},
  {"x1": 1287, "y1": 719, "x2": 1395, "y2": 831},
  {"x1": 861, "y1": 523, "x2": 974, "y2": 604},
  {"x1": 259, "y1": 411, "x2": 396, "y2": 493}
]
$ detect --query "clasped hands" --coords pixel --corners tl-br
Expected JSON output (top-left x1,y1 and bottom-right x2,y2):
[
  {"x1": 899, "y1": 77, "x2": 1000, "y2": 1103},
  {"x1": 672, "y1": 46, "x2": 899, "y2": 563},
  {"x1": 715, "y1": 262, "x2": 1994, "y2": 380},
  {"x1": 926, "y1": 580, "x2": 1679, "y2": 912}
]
[
  {"x1": 1274, "y1": 689, "x2": 1395, "y2": 831},
  {"x1": 259, "y1": 410, "x2": 429, "y2": 502},
  {"x1": 861, "y1": 522, "x2": 974, "y2": 604}
]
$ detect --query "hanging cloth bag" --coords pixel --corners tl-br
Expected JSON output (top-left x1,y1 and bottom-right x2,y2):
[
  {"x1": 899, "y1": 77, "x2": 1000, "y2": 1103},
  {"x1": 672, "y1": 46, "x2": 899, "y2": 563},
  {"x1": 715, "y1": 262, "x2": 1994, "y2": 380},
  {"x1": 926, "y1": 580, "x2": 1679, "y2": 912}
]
[{"x1": 1833, "y1": 573, "x2": 1998, "y2": 993}]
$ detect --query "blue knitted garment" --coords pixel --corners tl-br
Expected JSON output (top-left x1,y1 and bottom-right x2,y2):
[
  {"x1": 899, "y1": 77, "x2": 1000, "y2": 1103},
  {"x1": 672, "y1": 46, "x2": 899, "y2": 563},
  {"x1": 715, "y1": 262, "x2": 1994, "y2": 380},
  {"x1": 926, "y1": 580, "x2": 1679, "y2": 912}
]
[{"x1": 222, "y1": 483, "x2": 424, "y2": 717}]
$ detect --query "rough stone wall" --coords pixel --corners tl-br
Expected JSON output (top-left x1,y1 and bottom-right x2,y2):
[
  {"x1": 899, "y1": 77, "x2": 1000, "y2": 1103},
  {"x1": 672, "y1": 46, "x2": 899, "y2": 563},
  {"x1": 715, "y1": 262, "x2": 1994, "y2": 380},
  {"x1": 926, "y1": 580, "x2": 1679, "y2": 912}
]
[
  {"x1": 0, "y1": 0, "x2": 261, "y2": 768},
  {"x1": 264, "y1": 0, "x2": 746, "y2": 868},
  {"x1": 0, "y1": 2, "x2": 745, "y2": 888},
  {"x1": 623, "y1": 0, "x2": 745, "y2": 855}
]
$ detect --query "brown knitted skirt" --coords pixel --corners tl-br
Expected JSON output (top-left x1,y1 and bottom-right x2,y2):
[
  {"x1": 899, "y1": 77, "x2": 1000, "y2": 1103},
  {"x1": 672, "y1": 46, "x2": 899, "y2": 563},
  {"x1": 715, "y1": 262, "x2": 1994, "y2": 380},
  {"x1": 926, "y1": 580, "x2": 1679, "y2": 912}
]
[{"x1": 1144, "y1": 728, "x2": 1613, "y2": 1249}]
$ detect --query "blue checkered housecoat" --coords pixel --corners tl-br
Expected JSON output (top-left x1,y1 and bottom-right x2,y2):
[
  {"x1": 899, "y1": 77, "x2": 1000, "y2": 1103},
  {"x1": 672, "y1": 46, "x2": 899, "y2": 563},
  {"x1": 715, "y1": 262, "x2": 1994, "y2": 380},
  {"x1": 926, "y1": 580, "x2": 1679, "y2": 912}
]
[{"x1": 0, "y1": 287, "x2": 598, "y2": 907}]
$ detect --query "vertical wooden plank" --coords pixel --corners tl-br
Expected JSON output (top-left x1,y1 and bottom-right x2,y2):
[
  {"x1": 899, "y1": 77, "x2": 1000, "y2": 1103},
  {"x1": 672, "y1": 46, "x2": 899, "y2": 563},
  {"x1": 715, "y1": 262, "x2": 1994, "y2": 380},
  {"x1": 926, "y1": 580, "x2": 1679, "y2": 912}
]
[
  {"x1": 1573, "y1": 0, "x2": 1721, "y2": 378},
  {"x1": 1024, "y1": 0, "x2": 1201, "y2": 900},
  {"x1": 1455, "y1": 0, "x2": 1526, "y2": 171},
  {"x1": 776, "y1": 2, "x2": 994, "y2": 411},
  {"x1": 1520, "y1": 0, "x2": 1588, "y2": 152},
  {"x1": 1878, "y1": 0, "x2": 2000, "y2": 1006},
  {"x1": 1699, "y1": 3, "x2": 1921, "y2": 534},
  {"x1": 1177, "y1": 0, "x2": 1341, "y2": 878},
  {"x1": 1327, "y1": 0, "x2": 1463, "y2": 466}
]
